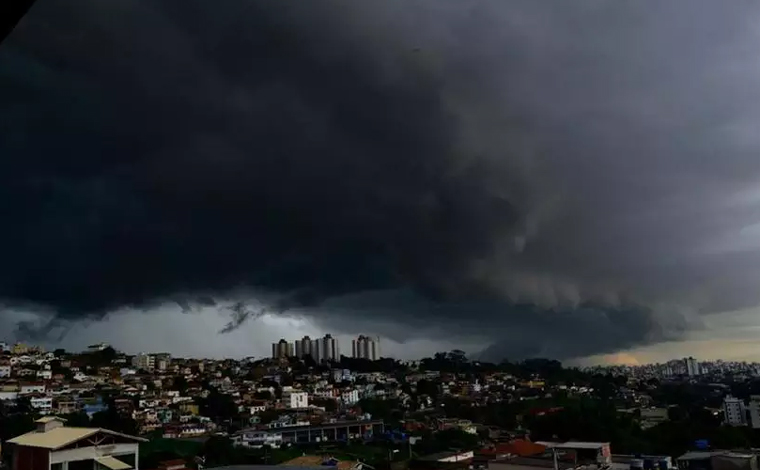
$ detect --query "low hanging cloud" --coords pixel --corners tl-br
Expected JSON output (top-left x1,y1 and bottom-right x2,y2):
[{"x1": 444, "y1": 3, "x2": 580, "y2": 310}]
[{"x1": 2, "y1": 0, "x2": 760, "y2": 360}]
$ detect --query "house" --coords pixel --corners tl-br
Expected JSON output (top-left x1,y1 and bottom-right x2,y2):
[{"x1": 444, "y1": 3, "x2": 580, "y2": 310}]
[
  {"x1": 20, "y1": 383, "x2": 46, "y2": 395},
  {"x1": 6, "y1": 416, "x2": 147, "y2": 470}
]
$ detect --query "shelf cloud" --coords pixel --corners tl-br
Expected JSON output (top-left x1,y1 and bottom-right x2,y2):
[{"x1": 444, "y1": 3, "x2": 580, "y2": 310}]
[{"x1": 2, "y1": 0, "x2": 760, "y2": 360}]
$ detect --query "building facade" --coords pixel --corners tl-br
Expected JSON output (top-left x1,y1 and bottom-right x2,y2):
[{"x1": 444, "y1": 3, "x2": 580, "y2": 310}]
[
  {"x1": 685, "y1": 357, "x2": 701, "y2": 376},
  {"x1": 724, "y1": 396, "x2": 747, "y2": 426},
  {"x1": 749, "y1": 395, "x2": 760, "y2": 429},
  {"x1": 351, "y1": 335, "x2": 379, "y2": 361},
  {"x1": 312, "y1": 334, "x2": 339, "y2": 363},
  {"x1": 271, "y1": 339, "x2": 294, "y2": 359},
  {"x1": 281, "y1": 387, "x2": 309, "y2": 409},
  {"x1": 294, "y1": 336, "x2": 312, "y2": 359}
]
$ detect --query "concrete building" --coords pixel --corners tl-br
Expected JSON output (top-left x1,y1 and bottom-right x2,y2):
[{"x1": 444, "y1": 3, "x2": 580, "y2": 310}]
[
  {"x1": 235, "y1": 419, "x2": 384, "y2": 446},
  {"x1": 312, "y1": 334, "x2": 339, "y2": 363},
  {"x1": 281, "y1": 387, "x2": 309, "y2": 409},
  {"x1": 0, "y1": 364, "x2": 11, "y2": 378},
  {"x1": 749, "y1": 396, "x2": 760, "y2": 429},
  {"x1": 724, "y1": 396, "x2": 747, "y2": 426},
  {"x1": 6, "y1": 416, "x2": 147, "y2": 470},
  {"x1": 351, "y1": 335, "x2": 379, "y2": 361},
  {"x1": 685, "y1": 357, "x2": 701, "y2": 376},
  {"x1": 271, "y1": 339, "x2": 294, "y2": 359},
  {"x1": 131, "y1": 353, "x2": 155, "y2": 371},
  {"x1": 294, "y1": 336, "x2": 313, "y2": 359}
]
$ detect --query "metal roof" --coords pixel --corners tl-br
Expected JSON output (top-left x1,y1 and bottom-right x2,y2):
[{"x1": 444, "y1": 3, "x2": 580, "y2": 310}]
[
  {"x1": 96, "y1": 456, "x2": 132, "y2": 470},
  {"x1": 35, "y1": 416, "x2": 67, "y2": 424},
  {"x1": 7, "y1": 427, "x2": 147, "y2": 450}
]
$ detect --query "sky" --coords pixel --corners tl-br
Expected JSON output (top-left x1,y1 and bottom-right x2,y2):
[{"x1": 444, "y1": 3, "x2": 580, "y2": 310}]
[{"x1": 4, "y1": 0, "x2": 760, "y2": 365}]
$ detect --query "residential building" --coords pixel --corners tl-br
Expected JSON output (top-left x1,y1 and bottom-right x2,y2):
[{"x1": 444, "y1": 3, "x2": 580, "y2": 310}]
[
  {"x1": 341, "y1": 389, "x2": 360, "y2": 405},
  {"x1": 20, "y1": 383, "x2": 46, "y2": 395},
  {"x1": 30, "y1": 397, "x2": 53, "y2": 414},
  {"x1": 281, "y1": 387, "x2": 309, "y2": 409},
  {"x1": 233, "y1": 429, "x2": 283, "y2": 448},
  {"x1": 294, "y1": 336, "x2": 313, "y2": 359},
  {"x1": 6, "y1": 416, "x2": 147, "y2": 470},
  {"x1": 0, "y1": 364, "x2": 11, "y2": 378},
  {"x1": 685, "y1": 357, "x2": 700, "y2": 376},
  {"x1": 749, "y1": 395, "x2": 760, "y2": 429},
  {"x1": 351, "y1": 335, "x2": 379, "y2": 361},
  {"x1": 271, "y1": 339, "x2": 294, "y2": 359},
  {"x1": 132, "y1": 353, "x2": 155, "y2": 371},
  {"x1": 312, "y1": 334, "x2": 340, "y2": 363},
  {"x1": 154, "y1": 353, "x2": 172, "y2": 371},
  {"x1": 724, "y1": 395, "x2": 747, "y2": 426}
]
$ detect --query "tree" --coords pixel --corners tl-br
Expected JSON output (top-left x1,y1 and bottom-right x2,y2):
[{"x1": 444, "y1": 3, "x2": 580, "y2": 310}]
[
  {"x1": 172, "y1": 375, "x2": 189, "y2": 394},
  {"x1": 61, "y1": 412, "x2": 91, "y2": 427},
  {"x1": 199, "y1": 389, "x2": 239, "y2": 423},
  {"x1": 53, "y1": 348, "x2": 67, "y2": 357},
  {"x1": 91, "y1": 399, "x2": 138, "y2": 435}
]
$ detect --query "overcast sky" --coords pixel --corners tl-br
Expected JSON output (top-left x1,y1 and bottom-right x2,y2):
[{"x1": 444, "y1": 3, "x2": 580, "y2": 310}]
[{"x1": 3, "y1": 0, "x2": 760, "y2": 365}]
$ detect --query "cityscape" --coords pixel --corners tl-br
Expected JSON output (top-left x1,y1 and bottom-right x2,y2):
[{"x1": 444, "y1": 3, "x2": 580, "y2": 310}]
[
  {"x1": 3, "y1": 340, "x2": 760, "y2": 470},
  {"x1": 7, "y1": 1, "x2": 760, "y2": 470}
]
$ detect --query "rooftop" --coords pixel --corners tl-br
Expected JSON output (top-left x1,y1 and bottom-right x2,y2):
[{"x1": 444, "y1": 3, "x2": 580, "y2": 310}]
[{"x1": 8, "y1": 426, "x2": 147, "y2": 450}]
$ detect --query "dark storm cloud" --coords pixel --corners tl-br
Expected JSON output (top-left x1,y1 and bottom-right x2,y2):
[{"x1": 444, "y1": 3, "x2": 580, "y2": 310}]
[{"x1": 2, "y1": 0, "x2": 760, "y2": 360}]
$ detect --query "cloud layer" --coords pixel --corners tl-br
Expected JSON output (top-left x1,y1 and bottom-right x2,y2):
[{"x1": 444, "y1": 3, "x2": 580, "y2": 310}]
[{"x1": 2, "y1": 0, "x2": 760, "y2": 360}]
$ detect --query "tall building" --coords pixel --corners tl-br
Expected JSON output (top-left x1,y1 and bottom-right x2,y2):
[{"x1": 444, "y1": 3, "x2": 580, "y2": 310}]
[
  {"x1": 351, "y1": 335, "x2": 380, "y2": 361},
  {"x1": 724, "y1": 395, "x2": 747, "y2": 426},
  {"x1": 132, "y1": 353, "x2": 155, "y2": 371},
  {"x1": 749, "y1": 396, "x2": 760, "y2": 429},
  {"x1": 294, "y1": 336, "x2": 313, "y2": 359},
  {"x1": 685, "y1": 357, "x2": 700, "y2": 376},
  {"x1": 271, "y1": 339, "x2": 294, "y2": 359},
  {"x1": 312, "y1": 334, "x2": 340, "y2": 363}
]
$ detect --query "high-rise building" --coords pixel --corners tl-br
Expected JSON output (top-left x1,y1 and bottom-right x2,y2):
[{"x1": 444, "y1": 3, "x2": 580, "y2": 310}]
[
  {"x1": 294, "y1": 336, "x2": 313, "y2": 359},
  {"x1": 685, "y1": 357, "x2": 700, "y2": 376},
  {"x1": 271, "y1": 339, "x2": 294, "y2": 359},
  {"x1": 749, "y1": 396, "x2": 760, "y2": 429},
  {"x1": 312, "y1": 334, "x2": 339, "y2": 363},
  {"x1": 351, "y1": 335, "x2": 380, "y2": 361},
  {"x1": 724, "y1": 396, "x2": 747, "y2": 426}
]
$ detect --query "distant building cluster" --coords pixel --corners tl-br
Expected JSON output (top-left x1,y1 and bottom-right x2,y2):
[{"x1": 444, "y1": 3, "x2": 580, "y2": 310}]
[
  {"x1": 351, "y1": 335, "x2": 380, "y2": 361},
  {"x1": 271, "y1": 334, "x2": 379, "y2": 362},
  {"x1": 271, "y1": 334, "x2": 340, "y2": 362}
]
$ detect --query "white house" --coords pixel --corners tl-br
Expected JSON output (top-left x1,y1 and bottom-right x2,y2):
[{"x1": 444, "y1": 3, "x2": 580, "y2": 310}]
[
  {"x1": 36, "y1": 370, "x2": 52, "y2": 380},
  {"x1": 0, "y1": 364, "x2": 11, "y2": 378},
  {"x1": 20, "y1": 383, "x2": 46, "y2": 395},
  {"x1": 281, "y1": 387, "x2": 309, "y2": 409},
  {"x1": 30, "y1": 397, "x2": 53, "y2": 414},
  {"x1": 341, "y1": 389, "x2": 360, "y2": 405}
]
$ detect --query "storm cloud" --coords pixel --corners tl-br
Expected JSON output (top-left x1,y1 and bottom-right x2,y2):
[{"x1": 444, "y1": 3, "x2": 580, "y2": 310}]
[{"x1": 2, "y1": 0, "x2": 760, "y2": 361}]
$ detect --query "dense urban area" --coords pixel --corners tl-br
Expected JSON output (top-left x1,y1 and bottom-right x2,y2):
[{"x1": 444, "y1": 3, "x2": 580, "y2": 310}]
[{"x1": 3, "y1": 337, "x2": 760, "y2": 470}]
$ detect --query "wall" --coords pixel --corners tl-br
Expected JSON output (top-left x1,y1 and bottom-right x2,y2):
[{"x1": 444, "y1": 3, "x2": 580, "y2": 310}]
[
  {"x1": 50, "y1": 443, "x2": 138, "y2": 464},
  {"x1": 12, "y1": 446, "x2": 49, "y2": 470}
]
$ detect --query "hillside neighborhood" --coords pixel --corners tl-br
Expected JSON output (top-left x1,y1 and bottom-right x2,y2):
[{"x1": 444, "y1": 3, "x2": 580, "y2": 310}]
[{"x1": 3, "y1": 340, "x2": 760, "y2": 470}]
